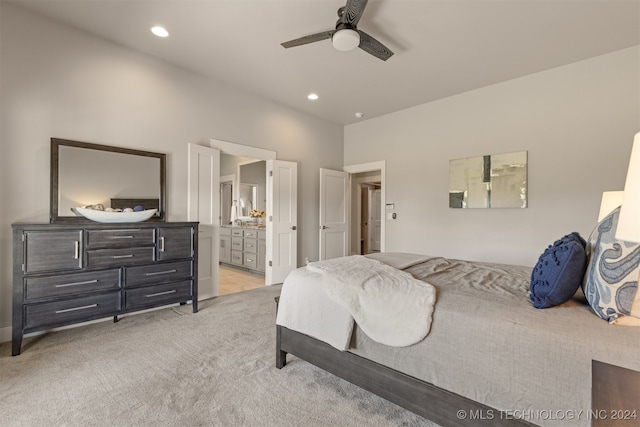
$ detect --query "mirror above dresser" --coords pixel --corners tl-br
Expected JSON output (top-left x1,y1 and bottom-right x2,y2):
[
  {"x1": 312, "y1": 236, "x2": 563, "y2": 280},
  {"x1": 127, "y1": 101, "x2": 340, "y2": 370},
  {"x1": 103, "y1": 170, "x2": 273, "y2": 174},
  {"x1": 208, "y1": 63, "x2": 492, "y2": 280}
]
[{"x1": 50, "y1": 138, "x2": 166, "y2": 223}]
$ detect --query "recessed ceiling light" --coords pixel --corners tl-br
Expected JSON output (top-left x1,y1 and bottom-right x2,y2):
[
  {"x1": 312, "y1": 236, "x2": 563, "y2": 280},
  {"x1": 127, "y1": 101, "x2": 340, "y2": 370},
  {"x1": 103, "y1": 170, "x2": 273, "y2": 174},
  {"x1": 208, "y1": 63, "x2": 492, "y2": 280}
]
[
  {"x1": 151, "y1": 26, "x2": 169, "y2": 38},
  {"x1": 307, "y1": 93, "x2": 319, "y2": 101},
  {"x1": 355, "y1": 112, "x2": 364, "y2": 119}
]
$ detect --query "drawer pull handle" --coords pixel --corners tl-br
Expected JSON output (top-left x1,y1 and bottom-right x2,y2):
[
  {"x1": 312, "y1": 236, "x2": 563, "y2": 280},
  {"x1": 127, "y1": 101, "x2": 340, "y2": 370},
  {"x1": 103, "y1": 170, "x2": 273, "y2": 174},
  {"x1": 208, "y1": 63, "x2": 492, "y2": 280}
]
[
  {"x1": 55, "y1": 279, "x2": 98, "y2": 288},
  {"x1": 112, "y1": 254, "x2": 134, "y2": 259},
  {"x1": 112, "y1": 235, "x2": 134, "y2": 239},
  {"x1": 145, "y1": 290, "x2": 177, "y2": 298},
  {"x1": 159, "y1": 237, "x2": 166, "y2": 252},
  {"x1": 55, "y1": 304, "x2": 98, "y2": 314},
  {"x1": 74, "y1": 241, "x2": 80, "y2": 259},
  {"x1": 144, "y1": 269, "x2": 177, "y2": 276},
  {"x1": 247, "y1": 258, "x2": 254, "y2": 262},
  {"x1": 247, "y1": 244, "x2": 254, "y2": 248}
]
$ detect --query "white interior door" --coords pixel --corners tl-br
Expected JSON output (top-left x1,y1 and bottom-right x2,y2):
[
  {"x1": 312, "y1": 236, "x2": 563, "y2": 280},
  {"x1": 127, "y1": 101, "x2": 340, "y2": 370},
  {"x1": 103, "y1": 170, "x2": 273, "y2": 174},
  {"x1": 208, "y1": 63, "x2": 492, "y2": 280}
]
[
  {"x1": 187, "y1": 144, "x2": 220, "y2": 299},
  {"x1": 361, "y1": 186, "x2": 370, "y2": 255},
  {"x1": 319, "y1": 168, "x2": 349, "y2": 261},
  {"x1": 371, "y1": 188, "x2": 382, "y2": 252},
  {"x1": 266, "y1": 160, "x2": 297, "y2": 284}
]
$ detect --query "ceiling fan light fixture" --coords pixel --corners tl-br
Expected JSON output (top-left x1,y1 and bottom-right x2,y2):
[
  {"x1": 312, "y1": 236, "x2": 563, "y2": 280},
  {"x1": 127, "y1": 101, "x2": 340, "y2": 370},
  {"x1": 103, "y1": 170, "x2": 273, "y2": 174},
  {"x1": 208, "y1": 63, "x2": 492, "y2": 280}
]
[{"x1": 332, "y1": 29, "x2": 360, "y2": 51}]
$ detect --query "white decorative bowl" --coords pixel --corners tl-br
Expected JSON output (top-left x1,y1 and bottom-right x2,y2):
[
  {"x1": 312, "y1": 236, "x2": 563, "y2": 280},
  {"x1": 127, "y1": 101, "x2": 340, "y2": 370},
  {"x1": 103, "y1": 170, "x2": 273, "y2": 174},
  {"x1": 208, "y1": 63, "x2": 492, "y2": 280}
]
[{"x1": 73, "y1": 207, "x2": 158, "y2": 223}]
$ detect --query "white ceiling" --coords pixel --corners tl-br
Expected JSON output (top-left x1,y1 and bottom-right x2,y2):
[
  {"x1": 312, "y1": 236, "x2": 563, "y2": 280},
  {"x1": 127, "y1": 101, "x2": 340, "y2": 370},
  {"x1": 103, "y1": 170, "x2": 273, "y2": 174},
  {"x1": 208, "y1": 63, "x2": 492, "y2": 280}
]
[{"x1": 10, "y1": 0, "x2": 640, "y2": 126}]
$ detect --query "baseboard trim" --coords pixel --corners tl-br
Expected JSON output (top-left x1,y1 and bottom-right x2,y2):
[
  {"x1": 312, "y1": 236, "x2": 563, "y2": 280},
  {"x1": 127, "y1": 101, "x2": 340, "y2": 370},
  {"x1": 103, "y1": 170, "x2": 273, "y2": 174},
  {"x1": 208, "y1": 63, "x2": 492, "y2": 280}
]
[{"x1": 0, "y1": 325, "x2": 11, "y2": 344}]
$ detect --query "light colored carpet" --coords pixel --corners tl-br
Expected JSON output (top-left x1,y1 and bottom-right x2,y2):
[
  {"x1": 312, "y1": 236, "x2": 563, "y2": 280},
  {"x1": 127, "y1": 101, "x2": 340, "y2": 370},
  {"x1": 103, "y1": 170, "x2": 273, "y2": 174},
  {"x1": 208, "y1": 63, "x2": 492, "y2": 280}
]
[{"x1": 0, "y1": 285, "x2": 437, "y2": 427}]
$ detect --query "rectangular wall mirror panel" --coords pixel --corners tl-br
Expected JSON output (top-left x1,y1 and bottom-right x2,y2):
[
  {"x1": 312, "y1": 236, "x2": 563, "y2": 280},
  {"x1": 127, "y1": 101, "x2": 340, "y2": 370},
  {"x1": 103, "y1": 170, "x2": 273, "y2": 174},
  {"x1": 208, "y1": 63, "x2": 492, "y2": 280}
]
[
  {"x1": 449, "y1": 150, "x2": 527, "y2": 209},
  {"x1": 51, "y1": 138, "x2": 166, "y2": 222}
]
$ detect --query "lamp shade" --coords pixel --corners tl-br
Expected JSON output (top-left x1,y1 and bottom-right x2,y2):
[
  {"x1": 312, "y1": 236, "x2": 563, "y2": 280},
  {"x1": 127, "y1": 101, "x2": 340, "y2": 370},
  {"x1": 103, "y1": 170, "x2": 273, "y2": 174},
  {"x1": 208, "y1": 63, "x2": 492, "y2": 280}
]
[
  {"x1": 615, "y1": 132, "x2": 640, "y2": 242},
  {"x1": 598, "y1": 191, "x2": 624, "y2": 222}
]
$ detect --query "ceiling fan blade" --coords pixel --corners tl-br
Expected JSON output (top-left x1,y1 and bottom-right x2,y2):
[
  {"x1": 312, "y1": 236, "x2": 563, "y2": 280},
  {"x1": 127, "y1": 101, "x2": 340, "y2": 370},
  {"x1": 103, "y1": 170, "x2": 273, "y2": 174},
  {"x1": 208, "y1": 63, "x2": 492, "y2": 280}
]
[
  {"x1": 281, "y1": 30, "x2": 334, "y2": 48},
  {"x1": 358, "y1": 30, "x2": 394, "y2": 61},
  {"x1": 340, "y1": 0, "x2": 368, "y2": 27}
]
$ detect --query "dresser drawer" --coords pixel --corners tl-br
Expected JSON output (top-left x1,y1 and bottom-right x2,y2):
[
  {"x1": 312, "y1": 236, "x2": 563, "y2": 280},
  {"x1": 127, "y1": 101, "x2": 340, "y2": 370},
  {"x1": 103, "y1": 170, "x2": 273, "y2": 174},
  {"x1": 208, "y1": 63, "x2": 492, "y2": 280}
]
[
  {"x1": 125, "y1": 280, "x2": 192, "y2": 311},
  {"x1": 243, "y1": 238, "x2": 257, "y2": 254},
  {"x1": 125, "y1": 260, "x2": 192, "y2": 288},
  {"x1": 231, "y1": 237, "x2": 243, "y2": 251},
  {"x1": 243, "y1": 254, "x2": 258, "y2": 270},
  {"x1": 86, "y1": 247, "x2": 154, "y2": 268},
  {"x1": 25, "y1": 269, "x2": 120, "y2": 302},
  {"x1": 231, "y1": 229, "x2": 243, "y2": 237},
  {"x1": 85, "y1": 229, "x2": 154, "y2": 248},
  {"x1": 24, "y1": 292, "x2": 121, "y2": 330}
]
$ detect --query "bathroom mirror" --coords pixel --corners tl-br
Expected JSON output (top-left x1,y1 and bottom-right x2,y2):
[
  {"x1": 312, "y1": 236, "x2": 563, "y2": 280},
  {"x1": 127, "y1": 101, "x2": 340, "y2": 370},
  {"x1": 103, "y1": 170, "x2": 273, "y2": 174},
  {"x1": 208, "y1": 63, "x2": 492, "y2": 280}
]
[
  {"x1": 449, "y1": 150, "x2": 527, "y2": 208},
  {"x1": 50, "y1": 138, "x2": 166, "y2": 222},
  {"x1": 238, "y1": 183, "x2": 257, "y2": 216},
  {"x1": 237, "y1": 160, "x2": 266, "y2": 219}
]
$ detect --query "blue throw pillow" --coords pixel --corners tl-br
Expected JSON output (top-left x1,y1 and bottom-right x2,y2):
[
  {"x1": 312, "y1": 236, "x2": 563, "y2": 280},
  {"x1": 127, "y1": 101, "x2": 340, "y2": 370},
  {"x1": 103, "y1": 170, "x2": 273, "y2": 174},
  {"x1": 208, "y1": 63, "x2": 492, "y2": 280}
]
[
  {"x1": 559, "y1": 231, "x2": 586, "y2": 249},
  {"x1": 530, "y1": 233, "x2": 588, "y2": 309}
]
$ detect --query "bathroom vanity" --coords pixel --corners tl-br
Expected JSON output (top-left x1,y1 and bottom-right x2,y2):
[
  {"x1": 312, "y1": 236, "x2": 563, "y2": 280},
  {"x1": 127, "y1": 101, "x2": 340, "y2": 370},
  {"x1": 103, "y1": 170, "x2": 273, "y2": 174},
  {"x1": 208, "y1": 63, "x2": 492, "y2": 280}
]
[{"x1": 220, "y1": 226, "x2": 266, "y2": 273}]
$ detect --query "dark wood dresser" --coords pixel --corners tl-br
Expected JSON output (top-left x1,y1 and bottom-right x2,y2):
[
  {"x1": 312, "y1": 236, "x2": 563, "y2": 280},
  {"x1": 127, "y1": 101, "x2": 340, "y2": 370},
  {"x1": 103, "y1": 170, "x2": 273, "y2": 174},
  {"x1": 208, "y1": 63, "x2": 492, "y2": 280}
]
[{"x1": 12, "y1": 221, "x2": 198, "y2": 356}]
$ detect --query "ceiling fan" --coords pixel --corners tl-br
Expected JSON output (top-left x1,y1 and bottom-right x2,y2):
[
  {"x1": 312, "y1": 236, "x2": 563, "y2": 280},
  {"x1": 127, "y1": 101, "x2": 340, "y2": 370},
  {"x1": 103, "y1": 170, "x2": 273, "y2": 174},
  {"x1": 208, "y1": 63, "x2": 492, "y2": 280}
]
[{"x1": 281, "y1": 0, "x2": 394, "y2": 61}]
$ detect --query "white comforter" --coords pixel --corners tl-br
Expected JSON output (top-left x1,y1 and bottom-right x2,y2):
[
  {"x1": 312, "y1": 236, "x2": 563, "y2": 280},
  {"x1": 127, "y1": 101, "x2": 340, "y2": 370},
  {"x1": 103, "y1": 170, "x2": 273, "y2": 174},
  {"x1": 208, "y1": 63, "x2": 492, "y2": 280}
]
[{"x1": 276, "y1": 253, "x2": 436, "y2": 350}]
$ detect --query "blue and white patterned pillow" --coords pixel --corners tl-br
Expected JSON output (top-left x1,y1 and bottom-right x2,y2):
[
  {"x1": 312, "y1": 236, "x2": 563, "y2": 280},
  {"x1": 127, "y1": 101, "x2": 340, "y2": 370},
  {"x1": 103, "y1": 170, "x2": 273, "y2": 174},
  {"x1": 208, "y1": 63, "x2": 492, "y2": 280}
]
[{"x1": 582, "y1": 207, "x2": 640, "y2": 325}]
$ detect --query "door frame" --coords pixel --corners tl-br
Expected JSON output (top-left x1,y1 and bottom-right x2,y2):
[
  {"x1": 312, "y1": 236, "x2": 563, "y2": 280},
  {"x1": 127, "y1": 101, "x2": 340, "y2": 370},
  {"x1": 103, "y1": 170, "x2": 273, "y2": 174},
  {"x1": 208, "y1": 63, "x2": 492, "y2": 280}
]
[
  {"x1": 209, "y1": 138, "x2": 277, "y2": 285},
  {"x1": 344, "y1": 161, "x2": 386, "y2": 254},
  {"x1": 211, "y1": 139, "x2": 276, "y2": 161}
]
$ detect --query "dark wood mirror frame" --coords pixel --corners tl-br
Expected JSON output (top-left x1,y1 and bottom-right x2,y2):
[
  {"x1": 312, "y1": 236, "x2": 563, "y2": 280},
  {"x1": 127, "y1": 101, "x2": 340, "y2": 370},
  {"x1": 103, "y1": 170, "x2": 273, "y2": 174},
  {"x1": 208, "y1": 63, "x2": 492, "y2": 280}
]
[{"x1": 50, "y1": 138, "x2": 166, "y2": 223}]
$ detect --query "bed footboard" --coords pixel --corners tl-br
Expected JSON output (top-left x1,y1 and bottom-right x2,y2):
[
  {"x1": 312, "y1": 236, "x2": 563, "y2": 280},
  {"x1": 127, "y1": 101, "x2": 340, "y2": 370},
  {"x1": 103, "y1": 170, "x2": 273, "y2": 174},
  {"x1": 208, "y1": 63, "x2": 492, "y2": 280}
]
[{"x1": 275, "y1": 324, "x2": 536, "y2": 427}]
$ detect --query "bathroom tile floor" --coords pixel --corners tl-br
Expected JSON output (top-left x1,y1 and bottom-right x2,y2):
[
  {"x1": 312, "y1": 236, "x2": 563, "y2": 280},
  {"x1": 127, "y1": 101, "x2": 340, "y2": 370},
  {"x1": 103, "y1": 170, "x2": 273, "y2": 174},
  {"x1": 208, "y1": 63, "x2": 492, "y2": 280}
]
[{"x1": 218, "y1": 264, "x2": 265, "y2": 296}]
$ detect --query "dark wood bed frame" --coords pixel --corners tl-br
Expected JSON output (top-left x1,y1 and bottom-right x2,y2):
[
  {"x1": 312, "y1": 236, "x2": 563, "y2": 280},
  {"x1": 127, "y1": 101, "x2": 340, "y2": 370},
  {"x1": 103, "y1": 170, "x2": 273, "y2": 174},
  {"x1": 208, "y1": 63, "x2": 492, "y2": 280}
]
[{"x1": 276, "y1": 321, "x2": 536, "y2": 426}]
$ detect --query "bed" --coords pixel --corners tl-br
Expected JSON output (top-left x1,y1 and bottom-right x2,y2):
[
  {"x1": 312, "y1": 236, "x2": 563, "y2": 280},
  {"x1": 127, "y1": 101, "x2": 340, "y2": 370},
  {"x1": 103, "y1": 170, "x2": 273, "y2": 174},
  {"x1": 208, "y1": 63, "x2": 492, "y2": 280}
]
[{"x1": 274, "y1": 252, "x2": 640, "y2": 427}]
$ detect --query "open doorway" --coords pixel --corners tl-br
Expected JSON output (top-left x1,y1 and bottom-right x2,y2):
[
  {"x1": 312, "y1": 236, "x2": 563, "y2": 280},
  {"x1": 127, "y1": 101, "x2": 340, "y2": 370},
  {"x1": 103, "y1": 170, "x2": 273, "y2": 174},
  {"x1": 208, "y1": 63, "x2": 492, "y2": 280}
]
[
  {"x1": 219, "y1": 155, "x2": 267, "y2": 296},
  {"x1": 350, "y1": 170, "x2": 383, "y2": 255},
  {"x1": 318, "y1": 163, "x2": 385, "y2": 259},
  {"x1": 189, "y1": 140, "x2": 296, "y2": 300}
]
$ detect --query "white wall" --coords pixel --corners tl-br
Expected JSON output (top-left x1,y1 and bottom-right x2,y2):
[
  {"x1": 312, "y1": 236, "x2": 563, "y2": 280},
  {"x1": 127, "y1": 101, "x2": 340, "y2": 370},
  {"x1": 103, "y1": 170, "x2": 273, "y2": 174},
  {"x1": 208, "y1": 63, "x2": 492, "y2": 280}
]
[
  {"x1": 0, "y1": 3, "x2": 343, "y2": 338},
  {"x1": 345, "y1": 46, "x2": 640, "y2": 267}
]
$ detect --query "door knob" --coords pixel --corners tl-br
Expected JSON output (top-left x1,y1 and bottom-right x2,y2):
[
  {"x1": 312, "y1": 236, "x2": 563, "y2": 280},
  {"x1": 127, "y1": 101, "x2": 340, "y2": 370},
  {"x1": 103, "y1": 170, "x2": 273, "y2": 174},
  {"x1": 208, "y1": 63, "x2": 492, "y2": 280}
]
[
  {"x1": 321, "y1": 225, "x2": 330, "y2": 230},
  {"x1": 291, "y1": 226, "x2": 297, "y2": 230}
]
